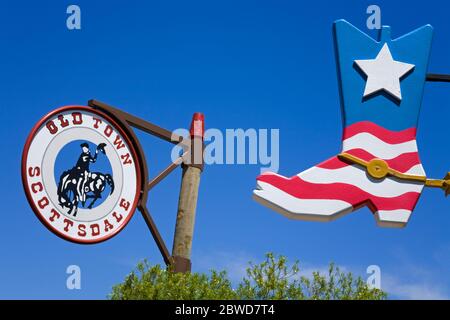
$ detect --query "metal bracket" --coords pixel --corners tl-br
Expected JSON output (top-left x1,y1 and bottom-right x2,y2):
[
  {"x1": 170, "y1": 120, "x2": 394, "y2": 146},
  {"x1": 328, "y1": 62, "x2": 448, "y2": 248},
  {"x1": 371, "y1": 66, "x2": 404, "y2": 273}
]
[
  {"x1": 426, "y1": 73, "x2": 450, "y2": 82},
  {"x1": 87, "y1": 99, "x2": 202, "y2": 267}
]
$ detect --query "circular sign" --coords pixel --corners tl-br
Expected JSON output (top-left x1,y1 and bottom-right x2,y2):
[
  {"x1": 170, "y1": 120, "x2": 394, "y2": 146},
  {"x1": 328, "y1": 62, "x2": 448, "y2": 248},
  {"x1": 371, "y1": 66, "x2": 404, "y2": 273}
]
[{"x1": 22, "y1": 106, "x2": 141, "y2": 243}]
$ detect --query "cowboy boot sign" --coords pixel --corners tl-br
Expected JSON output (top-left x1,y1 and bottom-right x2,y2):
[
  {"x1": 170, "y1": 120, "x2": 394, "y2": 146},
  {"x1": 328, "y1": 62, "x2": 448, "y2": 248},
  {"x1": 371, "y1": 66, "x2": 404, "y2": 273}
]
[{"x1": 254, "y1": 20, "x2": 449, "y2": 228}]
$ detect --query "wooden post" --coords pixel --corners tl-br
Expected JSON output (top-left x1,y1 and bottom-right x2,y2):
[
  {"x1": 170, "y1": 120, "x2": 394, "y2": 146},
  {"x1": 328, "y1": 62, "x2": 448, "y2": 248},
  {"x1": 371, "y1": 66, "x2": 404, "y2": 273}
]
[{"x1": 172, "y1": 113, "x2": 204, "y2": 272}]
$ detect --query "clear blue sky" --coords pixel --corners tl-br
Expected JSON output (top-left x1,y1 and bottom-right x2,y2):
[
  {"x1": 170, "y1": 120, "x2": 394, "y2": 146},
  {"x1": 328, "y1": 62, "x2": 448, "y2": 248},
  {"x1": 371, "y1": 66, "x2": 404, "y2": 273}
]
[{"x1": 0, "y1": 0, "x2": 449, "y2": 299}]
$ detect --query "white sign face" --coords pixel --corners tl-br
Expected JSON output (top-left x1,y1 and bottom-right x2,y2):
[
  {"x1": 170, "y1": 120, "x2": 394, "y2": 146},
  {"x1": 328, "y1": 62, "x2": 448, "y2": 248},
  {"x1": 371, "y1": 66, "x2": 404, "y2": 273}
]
[{"x1": 22, "y1": 106, "x2": 141, "y2": 243}]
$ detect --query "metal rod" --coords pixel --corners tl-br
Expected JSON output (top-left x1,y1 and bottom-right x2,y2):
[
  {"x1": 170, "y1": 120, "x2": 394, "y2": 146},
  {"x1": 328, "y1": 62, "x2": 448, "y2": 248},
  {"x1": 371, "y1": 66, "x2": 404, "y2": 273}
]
[
  {"x1": 88, "y1": 99, "x2": 188, "y2": 147},
  {"x1": 147, "y1": 156, "x2": 185, "y2": 191},
  {"x1": 88, "y1": 99, "x2": 175, "y2": 267},
  {"x1": 426, "y1": 73, "x2": 450, "y2": 82},
  {"x1": 425, "y1": 179, "x2": 445, "y2": 188},
  {"x1": 138, "y1": 204, "x2": 172, "y2": 266}
]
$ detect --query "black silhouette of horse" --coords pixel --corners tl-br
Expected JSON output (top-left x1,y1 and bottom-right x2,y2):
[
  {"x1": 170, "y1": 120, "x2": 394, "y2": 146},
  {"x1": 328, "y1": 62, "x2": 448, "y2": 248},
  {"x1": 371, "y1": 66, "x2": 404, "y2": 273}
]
[
  {"x1": 57, "y1": 143, "x2": 114, "y2": 216},
  {"x1": 58, "y1": 171, "x2": 114, "y2": 216}
]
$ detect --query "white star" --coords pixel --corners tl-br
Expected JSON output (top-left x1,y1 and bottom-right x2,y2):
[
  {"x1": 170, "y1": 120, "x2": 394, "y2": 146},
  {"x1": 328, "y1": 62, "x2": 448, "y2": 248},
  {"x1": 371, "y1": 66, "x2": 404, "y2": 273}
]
[{"x1": 355, "y1": 43, "x2": 414, "y2": 101}]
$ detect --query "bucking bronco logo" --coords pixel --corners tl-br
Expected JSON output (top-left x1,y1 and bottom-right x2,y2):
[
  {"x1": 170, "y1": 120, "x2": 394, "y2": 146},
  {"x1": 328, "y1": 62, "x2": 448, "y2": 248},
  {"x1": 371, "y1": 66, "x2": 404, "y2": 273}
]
[
  {"x1": 22, "y1": 106, "x2": 141, "y2": 243},
  {"x1": 57, "y1": 142, "x2": 115, "y2": 216}
]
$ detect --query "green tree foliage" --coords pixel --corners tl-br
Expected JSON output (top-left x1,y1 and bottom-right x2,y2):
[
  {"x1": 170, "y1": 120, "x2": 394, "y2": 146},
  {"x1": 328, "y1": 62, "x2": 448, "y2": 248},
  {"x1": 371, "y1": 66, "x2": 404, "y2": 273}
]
[{"x1": 109, "y1": 253, "x2": 386, "y2": 300}]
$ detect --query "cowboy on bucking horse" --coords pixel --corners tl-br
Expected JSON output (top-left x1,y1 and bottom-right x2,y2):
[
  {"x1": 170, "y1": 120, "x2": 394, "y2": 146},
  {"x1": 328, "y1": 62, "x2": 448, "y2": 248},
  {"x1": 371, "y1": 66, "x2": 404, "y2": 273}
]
[{"x1": 57, "y1": 142, "x2": 114, "y2": 216}]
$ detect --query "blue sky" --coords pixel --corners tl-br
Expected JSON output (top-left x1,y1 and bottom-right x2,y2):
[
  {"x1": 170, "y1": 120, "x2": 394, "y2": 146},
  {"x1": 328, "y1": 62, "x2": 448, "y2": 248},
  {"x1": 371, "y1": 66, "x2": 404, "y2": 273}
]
[{"x1": 0, "y1": 0, "x2": 449, "y2": 299}]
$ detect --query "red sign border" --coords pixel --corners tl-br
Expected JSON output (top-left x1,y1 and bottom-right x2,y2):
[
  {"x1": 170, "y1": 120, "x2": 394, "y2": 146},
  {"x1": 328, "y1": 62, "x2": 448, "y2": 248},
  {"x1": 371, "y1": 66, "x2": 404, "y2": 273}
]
[{"x1": 21, "y1": 105, "x2": 142, "y2": 244}]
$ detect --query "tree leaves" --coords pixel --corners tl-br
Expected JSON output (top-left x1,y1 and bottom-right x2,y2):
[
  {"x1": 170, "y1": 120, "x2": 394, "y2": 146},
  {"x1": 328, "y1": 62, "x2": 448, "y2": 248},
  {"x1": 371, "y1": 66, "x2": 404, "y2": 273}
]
[{"x1": 109, "y1": 253, "x2": 387, "y2": 300}]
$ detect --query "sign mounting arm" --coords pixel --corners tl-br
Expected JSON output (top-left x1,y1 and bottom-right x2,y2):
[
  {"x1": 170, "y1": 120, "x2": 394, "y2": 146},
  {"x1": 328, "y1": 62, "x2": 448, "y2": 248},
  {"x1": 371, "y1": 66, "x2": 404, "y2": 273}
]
[{"x1": 426, "y1": 73, "x2": 450, "y2": 82}]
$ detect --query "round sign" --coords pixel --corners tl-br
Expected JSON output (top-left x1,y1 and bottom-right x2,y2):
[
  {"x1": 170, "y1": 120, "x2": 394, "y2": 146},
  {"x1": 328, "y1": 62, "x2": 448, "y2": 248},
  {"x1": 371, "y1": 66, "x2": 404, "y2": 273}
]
[{"x1": 22, "y1": 106, "x2": 142, "y2": 243}]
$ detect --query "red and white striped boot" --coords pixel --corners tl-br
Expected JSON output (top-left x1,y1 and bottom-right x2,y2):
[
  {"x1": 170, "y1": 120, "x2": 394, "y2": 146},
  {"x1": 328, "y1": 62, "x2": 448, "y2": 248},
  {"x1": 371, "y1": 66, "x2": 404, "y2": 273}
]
[
  {"x1": 253, "y1": 20, "x2": 434, "y2": 227},
  {"x1": 254, "y1": 121, "x2": 425, "y2": 227}
]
